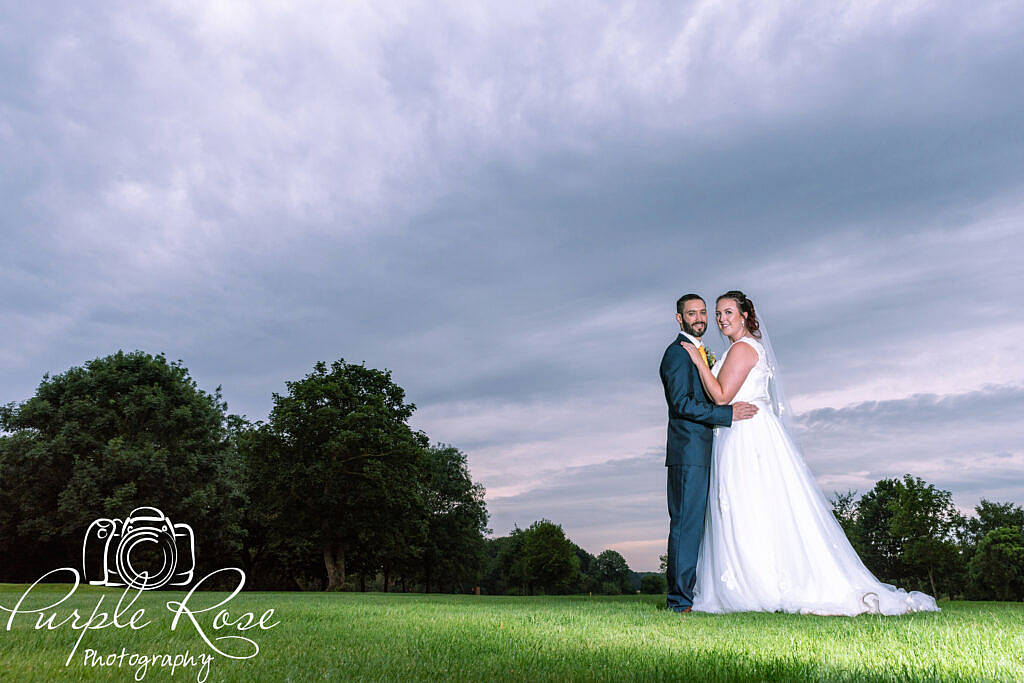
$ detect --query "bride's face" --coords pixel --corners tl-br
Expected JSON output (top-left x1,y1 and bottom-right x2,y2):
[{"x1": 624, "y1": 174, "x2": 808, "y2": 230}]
[{"x1": 716, "y1": 299, "x2": 747, "y2": 336}]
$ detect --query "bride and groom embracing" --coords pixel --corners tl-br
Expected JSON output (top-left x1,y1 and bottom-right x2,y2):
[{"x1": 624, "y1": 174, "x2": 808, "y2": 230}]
[{"x1": 660, "y1": 290, "x2": 940, "y2": 616}]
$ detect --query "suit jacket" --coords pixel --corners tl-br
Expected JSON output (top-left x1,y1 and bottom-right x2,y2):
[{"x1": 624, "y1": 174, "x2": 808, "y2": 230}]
[{"x1": 660, "y1": 333, "x2": 733, "y2": 467}]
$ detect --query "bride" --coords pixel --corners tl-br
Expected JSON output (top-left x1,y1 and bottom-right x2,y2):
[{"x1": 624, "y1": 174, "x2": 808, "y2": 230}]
[{"x1": 678, "y1": 290, "x2": 939, "y2": 615}]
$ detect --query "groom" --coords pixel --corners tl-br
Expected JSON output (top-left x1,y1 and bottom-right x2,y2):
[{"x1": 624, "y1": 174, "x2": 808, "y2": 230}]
[{"x1": 661, "y1": 293, "x2": 758, "y2": 612}]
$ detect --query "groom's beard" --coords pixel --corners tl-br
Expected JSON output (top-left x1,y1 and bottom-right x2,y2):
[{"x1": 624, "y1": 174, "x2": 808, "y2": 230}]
[{"x1": 682, "y1": 321, "x2": 706, "y2": 338}]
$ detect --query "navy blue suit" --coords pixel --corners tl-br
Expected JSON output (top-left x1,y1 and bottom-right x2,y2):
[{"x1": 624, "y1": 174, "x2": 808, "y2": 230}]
[{"x1": 660, "y1": 333, "x2": 733, "y2": 610}]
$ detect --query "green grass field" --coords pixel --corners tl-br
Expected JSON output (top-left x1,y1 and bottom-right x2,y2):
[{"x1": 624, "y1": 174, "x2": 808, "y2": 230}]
[{"x1": 1, "y1": 584, "x2": 1022, "y2": 681}]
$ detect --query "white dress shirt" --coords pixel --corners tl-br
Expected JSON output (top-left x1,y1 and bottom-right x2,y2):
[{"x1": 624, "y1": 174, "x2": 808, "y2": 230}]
[{"x1": 680, "y1": 330, "x2": 703, "y2": 348}]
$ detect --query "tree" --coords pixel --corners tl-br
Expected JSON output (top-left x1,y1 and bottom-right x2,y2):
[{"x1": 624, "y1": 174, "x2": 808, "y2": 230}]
[
  {"x1": 235, "y1": 417, "x2": 325, "y2": 590},
  {"x1": 593, "y1": 549, "x2": 632, "y2": 594},
  {"x1": 247, "y1": 359, "x2": 424, "y2": 591},
  {"x1": 510, "y1": 520, "x2": 579, "y2": 595},
  {"x1": 570, "y1": 542, "x2": 600, "y2": 594},
  {"x1": 888, "y1": 475, "x2": 965, "y2": 598},
  {"x1": 968, "y1": 527, "x2": 1024, "y2": 601},
  {"x1": 966, "y1": 500, "x2": 1024, "y2": 547},
  {"x1": 829, "y1": 490, "x2": 859, "y2": 540},
  {"x1": 482, "y1": 530, "x2": 526, "y2": 595},
  {"x1": 348, "y1": 451, "x2": 428, "y2": 592},
  {"x1": 0, "y1": 350, "x2": 245, "y2": 583},
  {"x1": 415, "y1": 444, "x2": 489, "y2": 593},
  {"x1": 852, "y1": 478, "x2": 904, "y2": 582},
  {"x1": 834, "y1": 476, "x2": 971, "y2": 599},
  {"x1": 640, "y1": 574, "x2": 668, "y2": 594}
]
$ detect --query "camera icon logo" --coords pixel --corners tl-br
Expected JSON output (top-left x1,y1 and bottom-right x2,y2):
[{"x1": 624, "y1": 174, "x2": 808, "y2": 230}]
[{"x1": 81, "y1": 506, "x2": 195, "y2": 590}]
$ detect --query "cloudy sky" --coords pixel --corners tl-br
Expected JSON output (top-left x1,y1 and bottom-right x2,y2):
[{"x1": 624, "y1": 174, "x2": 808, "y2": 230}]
[{"x1": 2, "y1": 1, "x2": 1022, "y2": 570}]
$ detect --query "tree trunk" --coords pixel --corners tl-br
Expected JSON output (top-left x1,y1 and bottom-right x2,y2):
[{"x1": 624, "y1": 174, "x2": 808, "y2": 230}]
[
  {"x1": 360, "y1": 573, "x2": 366, "y2": 592},
  {"x1": 928, "y1": 568, "x2": 937, "y2": 599},
  {"x1": 401, "y1": 576, "x2": 406, "y2": 593},
  {"x1": 324, "y1": 541, "x2": 346, "y2": 591},
  {"x1": 383, "y1": 566, "x2": 391, "y2": 592}
]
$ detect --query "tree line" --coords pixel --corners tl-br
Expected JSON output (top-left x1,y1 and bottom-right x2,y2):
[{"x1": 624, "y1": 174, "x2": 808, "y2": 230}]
[
  {"x1": 478, "y1": 519, "x2": 665, "y2": 596},
  {"x1": 475, "y1": 481, "x2": 1024, "y2": 602},
  {"x1": 2, "y1": 350, "x2": 1021, "y2": 600},
  {"x1": 0, "y1": 351, "x2": 488, "y2": 591},
  {"x1": 829, "y1": 475, "x2": 1024, "y2": 601}
]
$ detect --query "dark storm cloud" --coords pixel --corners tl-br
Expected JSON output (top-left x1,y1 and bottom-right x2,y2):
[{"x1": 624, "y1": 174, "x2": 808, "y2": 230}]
[{"x1": 2, "y1": 1, "x2": 1023, "y2": 569}]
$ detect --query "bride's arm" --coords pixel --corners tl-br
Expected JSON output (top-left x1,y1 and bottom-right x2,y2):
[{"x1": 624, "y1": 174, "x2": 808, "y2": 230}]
[{"x1": 680, "y1": 342, "x2": 757, "y2": 405}]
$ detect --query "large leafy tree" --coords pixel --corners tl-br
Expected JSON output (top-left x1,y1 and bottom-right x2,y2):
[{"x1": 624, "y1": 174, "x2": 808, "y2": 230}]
[
  {"x1": 415, "y1": 444, "x2": 489, "y2": 593},
  {"x1": 247, "y1": 359, "x2": 424, "y2": 591},
  {"x1": 836, "y1": 476, "x2": 967, "y2": 598},
  {"x1": 968, "y1": 527, "x2": 1024, "y2": 601},
  {"x1": 829, "y1": 490, "x2": 860, "y2": 544},
  {"x1": 852, "y1": 478, "x2": 905, "y2": 582},
  {"x1": 483, "y1": 532, "x2": 596, "y2": 596},
  {"x1": 481, "y1": 532, "x2": 524, "y2": 595},
  {"x1": 510, "y1": 519, "x2": 580, "y2": 595},
  {"x1": 966, "y1": 500, "x2": 1024, "y2": 547},
  {"x1": 233, "y1": 416, "x2": 323, "y2": 590},
  {"x1": 640, "y1": 574, "x2": 668, "y2": 594},
  {"x1": 888, "y1": 475, "x2": 966, "y2": 598},
  {"x1": 593, "y1": 549, "x2": 632, "y2": 594},
  {"x1": 0, "y1": 350, "x2": 245, "y2": 582},
  {"x1": 571, "y1": 542, "x2": 600, "y2": 594},
  {"x1": 347, "y1": 452, "x2": 428, "y2": 592}
]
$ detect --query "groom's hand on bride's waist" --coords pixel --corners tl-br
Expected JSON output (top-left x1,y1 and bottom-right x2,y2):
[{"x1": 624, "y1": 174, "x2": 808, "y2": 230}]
[{"x1": 732, "y1": 402, "x2": 758, "y2": 421}]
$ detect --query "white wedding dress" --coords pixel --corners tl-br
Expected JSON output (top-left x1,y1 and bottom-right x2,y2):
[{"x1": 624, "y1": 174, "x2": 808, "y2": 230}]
[{"x1": 692, "y1": 336, "x2": 939, "y2": 615}]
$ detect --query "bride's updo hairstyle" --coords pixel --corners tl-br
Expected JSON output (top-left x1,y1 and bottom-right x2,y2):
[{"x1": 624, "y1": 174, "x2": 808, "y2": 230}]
[{"x1": 717, "y1": 290, "x2": 761, "y2": 339}]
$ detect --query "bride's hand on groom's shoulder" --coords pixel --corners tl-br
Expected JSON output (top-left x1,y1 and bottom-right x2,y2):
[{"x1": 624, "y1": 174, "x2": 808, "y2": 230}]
[{"x1": 679, "y1": 341, "x2": 702, "y2": 364}]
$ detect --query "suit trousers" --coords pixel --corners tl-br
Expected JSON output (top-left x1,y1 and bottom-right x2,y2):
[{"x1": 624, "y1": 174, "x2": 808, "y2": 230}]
[{"x1": 666, "y1": 463, "x2": 710, "y2": 610}]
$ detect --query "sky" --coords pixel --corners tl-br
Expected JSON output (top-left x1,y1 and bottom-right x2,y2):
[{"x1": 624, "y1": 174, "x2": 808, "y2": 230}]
[{"x1": 2, "y1": 1, "x2": 1022, "y2": 570}]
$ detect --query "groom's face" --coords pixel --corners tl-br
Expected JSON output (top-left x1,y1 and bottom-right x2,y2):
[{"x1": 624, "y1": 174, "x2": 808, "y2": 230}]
[{"x1": 676, "y1": 300, "x2": 707, "y2": 338}]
